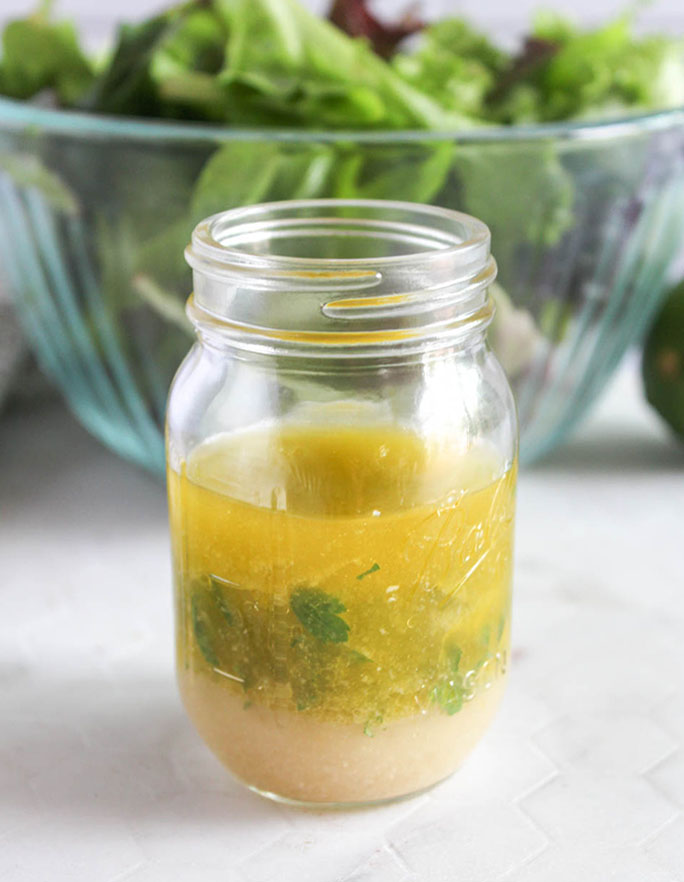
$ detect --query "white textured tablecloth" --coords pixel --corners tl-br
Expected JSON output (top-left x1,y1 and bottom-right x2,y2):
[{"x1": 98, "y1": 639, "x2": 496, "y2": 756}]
[{"x1": 1, "y1": 357, "x2": 683, "y2": 882}]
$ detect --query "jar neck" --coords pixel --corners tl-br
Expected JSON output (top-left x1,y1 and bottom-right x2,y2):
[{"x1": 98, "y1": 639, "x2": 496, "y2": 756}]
[
  {"x1": 188, "y1": 293, "x2": 494, "y2": 362},
  {"x1": 184, "y1": 200, "x2": 497, "y2": 360}
]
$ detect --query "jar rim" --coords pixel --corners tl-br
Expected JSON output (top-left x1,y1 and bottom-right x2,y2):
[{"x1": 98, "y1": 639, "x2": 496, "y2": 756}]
[
  {"x1": 186, "y1": 199, "x2": 491, "y2": 276},
  {"x1": 184, "y1": 199, "x2": 497, "y2": 356}
]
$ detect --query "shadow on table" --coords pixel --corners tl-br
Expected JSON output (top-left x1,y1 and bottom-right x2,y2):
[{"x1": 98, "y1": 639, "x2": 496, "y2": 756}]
[
  {"x1": 530, "y1": 426, "x2": 683, "y2": 475},
  {"x1": 0, "y1": 672, "x2": 282, "y2": 828}
]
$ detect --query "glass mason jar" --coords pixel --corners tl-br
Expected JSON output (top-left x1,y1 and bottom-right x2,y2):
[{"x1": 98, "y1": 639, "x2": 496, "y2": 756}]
[{"x1": 167, "y1": 199, "x2": 517, "y2": 807}]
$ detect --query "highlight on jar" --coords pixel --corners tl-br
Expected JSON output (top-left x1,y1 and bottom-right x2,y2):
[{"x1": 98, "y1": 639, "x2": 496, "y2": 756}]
[{"x1": 166, "y1": 199, "x2": 518, "y2": 807}]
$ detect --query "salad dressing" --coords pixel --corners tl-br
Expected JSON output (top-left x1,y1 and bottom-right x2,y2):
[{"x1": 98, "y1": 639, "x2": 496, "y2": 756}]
[{"x1": 169, "y1": 425, "x2": 515, "y2": 803}]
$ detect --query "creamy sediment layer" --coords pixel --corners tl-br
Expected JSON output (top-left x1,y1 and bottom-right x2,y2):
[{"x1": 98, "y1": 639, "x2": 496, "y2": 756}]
[{"x1": 179, "y1": 671, "x2": 507, "y2": 804}]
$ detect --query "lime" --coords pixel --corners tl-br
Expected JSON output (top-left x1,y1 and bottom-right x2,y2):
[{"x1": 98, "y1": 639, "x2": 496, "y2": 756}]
[{"x1": 643, "y1": 280, "x2": 684, "y2": 441}]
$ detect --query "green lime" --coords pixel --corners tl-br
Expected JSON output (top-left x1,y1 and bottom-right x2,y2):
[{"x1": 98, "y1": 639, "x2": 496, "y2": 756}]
[{"x1": 642, "y1": 280, "x2": 684, "y2": 441}]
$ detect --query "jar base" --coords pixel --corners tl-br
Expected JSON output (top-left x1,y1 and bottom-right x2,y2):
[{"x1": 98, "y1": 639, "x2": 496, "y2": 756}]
[
  {"x1": 246, "y1": 772, "x2": 456, "y2": 810},
  {"x1": 179, "y1": 671, "x2": 506, "y2": 807}
]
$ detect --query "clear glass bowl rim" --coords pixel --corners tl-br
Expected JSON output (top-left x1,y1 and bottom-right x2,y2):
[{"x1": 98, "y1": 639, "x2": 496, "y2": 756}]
[{"x1": 1, "y1": 95, "x2": 683, "y2": 143}]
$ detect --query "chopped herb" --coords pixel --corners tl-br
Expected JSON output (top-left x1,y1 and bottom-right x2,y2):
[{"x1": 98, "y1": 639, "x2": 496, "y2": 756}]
[
  {"x1": 294, "y1": 680, "x2": 320, "y2": 711},
  {"x1": 290, "y1": 588, "x2": 350, "y2": 644},
  {"x1": 497, "y1": 614, "x2": 506, "y2": 642},
  {"x1": 209, "y1": 574, "x2": 235, "y2": 626},
  {"x1": 357, "y1": 562, "x2": 380, "y2": 581},
  {"x1": 191, "y1": 594, "x2": 219, "y2": 667},
  {"x1": 363, "y1": 713, "x2": 383, "y2": 737},
  {"x1": 432, "y1": 678, "x2": 464, "y2": 716},
  {"x1": 446, "y1": 644, "x2": 462, "y2": 674},
  {"x1": 188, "y1": 571, "x2": 507, "y2": 723}
]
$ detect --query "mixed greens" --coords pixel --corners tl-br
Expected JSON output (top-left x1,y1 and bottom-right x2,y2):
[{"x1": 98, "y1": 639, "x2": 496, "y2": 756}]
[
  {"x1": 1, "y1": 0, "x2": 684, "y2": 461},
  {"x1": 3, "y1": 0, "x2": 683, "y2": 125}
]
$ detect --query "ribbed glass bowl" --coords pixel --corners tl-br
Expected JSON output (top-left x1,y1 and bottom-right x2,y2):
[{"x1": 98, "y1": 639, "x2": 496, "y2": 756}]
[{"x1": 1, "y1": 97, "x2": 684, "y2": 470}]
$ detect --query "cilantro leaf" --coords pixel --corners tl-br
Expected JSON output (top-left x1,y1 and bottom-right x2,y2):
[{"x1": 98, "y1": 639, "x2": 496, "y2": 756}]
[
  {"x1": 363, "y1": 712, "x2": 383, "y2": 737},
  {"x1": 432, "y1": 678, "x2": 464, "y2": 716},
  {"x1": 290, "y1": 588, "x2": 350, "y2": 644},
  {"x1": 209, "y1": 574, "x2": 236, "y2": 626},
  {"x1": 356, "y1": 562, "x2": 380, "y2": 581},
  {"x1": 446, "y1": 644, "x2": 462, "y2": 674},
  {"x1": 497, "y1": 614, "x2": 506, "y2": 642},
  {"x1": 191, "y1": 594, "x2": 219, "y2": 667}
]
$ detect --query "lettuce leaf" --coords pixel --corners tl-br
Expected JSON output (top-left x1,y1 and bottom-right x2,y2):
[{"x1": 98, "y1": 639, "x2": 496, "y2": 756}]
[
  {"x1": 449, "y1": 141, "x2": 574, "y2": 288},
  {"x1": 213, "y1": 0, "x2": 471, "y2": 129},
  {"x1": 393, "y1": 18, "x2": 505, "y2": 121},
  {"x1": 493, "y1": 13, "x2": 684, "y2": 123},
  {"x1": 0, "y1": 12, "x2": 93, "y2": 105}
]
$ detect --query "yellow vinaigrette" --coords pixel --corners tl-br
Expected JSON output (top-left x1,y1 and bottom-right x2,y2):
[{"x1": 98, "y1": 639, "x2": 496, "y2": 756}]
[{"x1": 169, "y1": 426, "x2": 515, "y2": 732}]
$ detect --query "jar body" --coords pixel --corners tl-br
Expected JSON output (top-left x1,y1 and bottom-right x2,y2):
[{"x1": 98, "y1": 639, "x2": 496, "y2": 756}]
[{"x1": 167, "y1": 339, "x2": 517, "y2": 805}]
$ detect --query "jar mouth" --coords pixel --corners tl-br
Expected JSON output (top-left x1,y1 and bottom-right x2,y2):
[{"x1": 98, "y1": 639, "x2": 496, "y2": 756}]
[
  {"x1": 185, "y1": 199, "x2": 496, "y2": 355},
  {"x1": 187, "y1": 199, "x2": 491, "y2": 272}
]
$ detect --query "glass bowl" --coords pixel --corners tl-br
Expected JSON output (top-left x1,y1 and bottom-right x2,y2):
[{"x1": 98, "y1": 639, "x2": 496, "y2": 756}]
[{"x1": 1, "y1": 96, "x2": 684, "y2": 470}]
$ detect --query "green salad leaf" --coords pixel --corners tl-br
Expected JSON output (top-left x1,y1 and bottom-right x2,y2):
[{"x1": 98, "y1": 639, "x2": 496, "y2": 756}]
[
  {"x1": 3, "y1": 0, "x2": 683, "y2": 124},
  {"x1": 393, "y1": 18, "x2": 505, "y2": 120},
  {"x1": 214, "y1": 0, "x2": 470, "y2": 129},
  {"x1": 191, "y1": 140, "x2": 337, "y2": 218},
  {"x1": 80, "y1": 7, "x2": 188, "y2": 116},
  {"x1": 151, "y1": 7, "x2": 227, "y2": 81},
  {"x1": 492, "y1": 12, "x2": 684, "y2": 123},
  {"x1": 0, "y1": 153, "x2": 78, "y2": 214},
  {"x1": 150, "y1": 6, "x2": 229, "y2": 119},
  {"x1": 0, "y1": 10, "x2": 93, "y2": 105},
  {"x1": 332, "y1": 141, "x2": 454, "y2": 204},
  {"x1": 450, "y1": 141, "x2": 574, "y2": 292},
  {"x1": 536, "y1": 14, "x2": 676, "y2": 120}
]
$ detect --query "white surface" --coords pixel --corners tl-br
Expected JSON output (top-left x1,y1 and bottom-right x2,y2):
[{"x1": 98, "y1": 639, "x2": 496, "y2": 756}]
[{"x1": 1, "y1": 357, "x2": 683, "y2": 882}]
